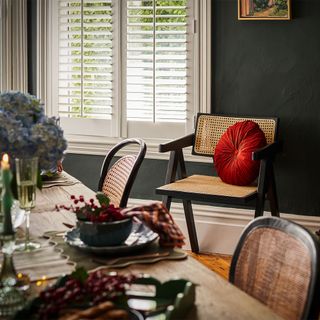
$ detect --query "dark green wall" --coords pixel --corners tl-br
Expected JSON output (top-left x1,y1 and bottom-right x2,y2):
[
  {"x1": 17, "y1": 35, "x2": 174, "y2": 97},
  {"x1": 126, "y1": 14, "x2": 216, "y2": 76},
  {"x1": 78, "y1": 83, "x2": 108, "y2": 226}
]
[
  {"x1": 29, "y1": 0, "x2": 320, "y2": 215},
  {"x1": 211, "y1": 0, "x2": 320, "y2": 215}
]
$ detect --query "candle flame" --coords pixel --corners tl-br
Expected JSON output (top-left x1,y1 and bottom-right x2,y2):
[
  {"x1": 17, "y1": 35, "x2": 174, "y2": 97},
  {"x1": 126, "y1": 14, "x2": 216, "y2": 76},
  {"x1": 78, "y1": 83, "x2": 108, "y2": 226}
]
[{"x1": 2, "y1": 153, "x2": 9, "y2": 163}]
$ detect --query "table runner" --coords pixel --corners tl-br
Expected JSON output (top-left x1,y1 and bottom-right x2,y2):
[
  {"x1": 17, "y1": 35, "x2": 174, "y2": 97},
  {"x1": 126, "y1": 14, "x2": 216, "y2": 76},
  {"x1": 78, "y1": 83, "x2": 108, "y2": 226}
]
[
  {"x1": 5, "y1": 232, "x2": 187, "y2": 283},
  {"x1": 43, "y1": 231, "x2": 187, "y2": 271},
  {"x1": 0, "y1": 238, "x2": 75, "y2": 282}
]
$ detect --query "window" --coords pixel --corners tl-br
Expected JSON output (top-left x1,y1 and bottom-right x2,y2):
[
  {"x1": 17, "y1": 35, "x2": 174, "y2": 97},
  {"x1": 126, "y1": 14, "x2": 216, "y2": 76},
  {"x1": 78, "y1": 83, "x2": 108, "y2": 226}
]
[
  {"x1": 41, "y1": 0, "x2": 211, "y2": 158},
  {"x1": 58, "y1": 0, "x2": 113, "y2": 120},
  {"x1": 126, "y1": 1, "x2": 188, "y2": 123}
]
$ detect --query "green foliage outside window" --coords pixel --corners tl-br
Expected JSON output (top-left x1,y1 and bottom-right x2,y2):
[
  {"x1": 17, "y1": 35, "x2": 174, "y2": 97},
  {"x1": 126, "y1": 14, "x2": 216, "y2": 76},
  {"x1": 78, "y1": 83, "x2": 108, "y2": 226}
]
[{"x1": 64, "y1": 1, "x2": 187, "y2": 118}]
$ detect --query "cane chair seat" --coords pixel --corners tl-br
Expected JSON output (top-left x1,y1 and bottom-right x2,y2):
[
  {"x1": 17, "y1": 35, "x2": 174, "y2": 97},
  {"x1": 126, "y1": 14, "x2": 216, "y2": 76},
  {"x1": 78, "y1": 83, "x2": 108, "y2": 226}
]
[
  {"x1": 157, "y1": 175, "x2": 257, "y2": 200},
  {"x1": 156, "y1": 113, "x2": 280, "y2": 253},
  {"x1": 98, "y1": 138, "x2": 146, "y2": 208},
  {"x1": 230, "y1": 217, "x2": 320, "y2": 320}
]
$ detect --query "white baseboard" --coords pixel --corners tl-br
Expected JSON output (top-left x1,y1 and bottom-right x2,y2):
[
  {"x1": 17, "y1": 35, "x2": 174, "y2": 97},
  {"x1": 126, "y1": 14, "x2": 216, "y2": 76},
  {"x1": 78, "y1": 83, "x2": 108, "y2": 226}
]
[{"x1": 128, "y1": 198, "x2": 320, "y2": 255}]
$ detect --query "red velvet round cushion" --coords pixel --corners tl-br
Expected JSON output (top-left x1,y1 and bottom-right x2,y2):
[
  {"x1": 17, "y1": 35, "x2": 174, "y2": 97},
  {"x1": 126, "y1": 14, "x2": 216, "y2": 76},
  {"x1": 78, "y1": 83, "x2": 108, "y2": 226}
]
[{"x1": 214, "y1": 120, "x2": 267, "y2": 186}]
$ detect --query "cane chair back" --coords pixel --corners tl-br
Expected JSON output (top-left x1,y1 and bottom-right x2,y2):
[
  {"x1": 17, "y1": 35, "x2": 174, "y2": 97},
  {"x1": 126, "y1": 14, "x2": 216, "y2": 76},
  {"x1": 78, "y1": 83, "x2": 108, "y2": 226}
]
[
  {"x1": 98, "y1": 138, "x2": 146, "y2": 208},
  {"x1": 193, "y1": 114, "x2": 277, "y2": 156},
  {"x1": 229, "y1": 217, "x2": 320, "y2": 320},
  {"x1": 101, "y1": 155, "x2": 136, "y2": 207}
]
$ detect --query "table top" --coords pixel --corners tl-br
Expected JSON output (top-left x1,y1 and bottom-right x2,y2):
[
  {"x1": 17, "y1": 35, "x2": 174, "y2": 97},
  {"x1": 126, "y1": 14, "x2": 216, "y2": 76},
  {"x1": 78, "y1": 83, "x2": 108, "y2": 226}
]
[{"x1": 28, "y1": 172, "x2": 282, "y2": 320}]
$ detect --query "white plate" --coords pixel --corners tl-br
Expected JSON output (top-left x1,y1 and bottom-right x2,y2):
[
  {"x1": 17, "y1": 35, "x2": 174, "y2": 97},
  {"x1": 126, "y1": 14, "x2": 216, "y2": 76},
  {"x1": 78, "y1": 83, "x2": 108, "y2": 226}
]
[{"x1": 64, "y1": 223, "x2": 158, "y2": 255}]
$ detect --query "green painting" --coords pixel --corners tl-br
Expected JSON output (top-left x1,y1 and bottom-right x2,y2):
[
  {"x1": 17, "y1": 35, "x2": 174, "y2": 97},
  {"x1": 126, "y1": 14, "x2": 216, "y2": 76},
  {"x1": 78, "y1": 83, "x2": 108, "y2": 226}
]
[{"x1": 238, "y1": 0, "x2": 291, "y2": 20}]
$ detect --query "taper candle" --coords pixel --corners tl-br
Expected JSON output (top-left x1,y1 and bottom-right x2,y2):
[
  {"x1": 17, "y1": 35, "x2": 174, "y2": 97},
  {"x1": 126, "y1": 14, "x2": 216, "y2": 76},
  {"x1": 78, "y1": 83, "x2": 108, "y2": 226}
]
[{"x1": 1, "y1": 154, "x2": 14, "y2": 236}]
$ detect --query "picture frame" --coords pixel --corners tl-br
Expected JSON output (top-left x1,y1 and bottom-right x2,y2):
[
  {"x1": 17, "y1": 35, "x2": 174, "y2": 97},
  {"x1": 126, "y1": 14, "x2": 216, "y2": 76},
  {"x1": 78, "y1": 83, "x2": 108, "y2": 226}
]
[{"x1": 238, "y1": 0, "x2": 291, "y2": 20}]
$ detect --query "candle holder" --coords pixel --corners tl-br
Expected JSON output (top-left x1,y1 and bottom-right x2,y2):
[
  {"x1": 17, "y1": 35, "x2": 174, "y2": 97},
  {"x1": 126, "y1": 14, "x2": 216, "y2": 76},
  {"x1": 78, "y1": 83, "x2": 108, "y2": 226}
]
[{"x1": 0, "y1": 236, "x2": 25, "y2": 317}]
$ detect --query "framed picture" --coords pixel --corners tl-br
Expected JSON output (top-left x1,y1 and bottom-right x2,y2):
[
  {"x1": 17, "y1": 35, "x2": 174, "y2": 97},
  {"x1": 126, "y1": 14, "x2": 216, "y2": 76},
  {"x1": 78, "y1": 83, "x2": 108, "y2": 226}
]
[{"x1": 238, "y1": 0, "x2": 291, "y2": 20}]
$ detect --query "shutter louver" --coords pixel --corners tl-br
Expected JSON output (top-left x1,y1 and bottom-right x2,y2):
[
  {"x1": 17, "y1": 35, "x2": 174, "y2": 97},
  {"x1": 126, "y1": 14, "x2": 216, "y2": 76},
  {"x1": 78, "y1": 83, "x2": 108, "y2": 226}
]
[
  {"x1": 126, "y1": 0, "x2": 189, "y2": 123},
  {"x1": 58, "y1": 0, "x2": 113, "y2": 119}
]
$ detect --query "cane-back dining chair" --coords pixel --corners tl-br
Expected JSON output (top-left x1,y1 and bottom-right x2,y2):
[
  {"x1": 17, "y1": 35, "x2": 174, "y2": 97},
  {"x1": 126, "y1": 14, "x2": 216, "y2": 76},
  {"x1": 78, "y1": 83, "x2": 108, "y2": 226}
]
[
  {"x1": 98, "y1": 138, "x2": 146, "y2": 208},
  {"x1": 229, "y1": 217, "x2": 320, "y2": 320},
  {"x1": 156, "y1": 113, "x2": 280, "y2": 253}
]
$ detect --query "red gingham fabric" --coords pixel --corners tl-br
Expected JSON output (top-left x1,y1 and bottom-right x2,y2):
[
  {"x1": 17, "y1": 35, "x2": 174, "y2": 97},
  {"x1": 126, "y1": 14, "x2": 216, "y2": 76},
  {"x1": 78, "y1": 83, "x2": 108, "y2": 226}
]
[{"x1": 121, "y1": 202, "x2": 185, "y2": 248}]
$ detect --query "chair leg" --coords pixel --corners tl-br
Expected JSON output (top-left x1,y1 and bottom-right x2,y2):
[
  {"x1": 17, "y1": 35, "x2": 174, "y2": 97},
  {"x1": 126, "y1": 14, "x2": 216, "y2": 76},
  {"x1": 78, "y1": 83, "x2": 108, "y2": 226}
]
[
  {"x1": 255, "y1": 160, "x2": 268, "y2": 218},
  {"x1": 163, "y1": 196, "x2": 172, "y2": 211},
  {"x1": 268, "y1": 166, "x2": 280, "y2": 217},
  {"x1": 183, "y1": 200, "x2": 199, "y2": 253},
  {"x1": 161, "y1": 151, "x2": 177, "y2": 212},
  {"x1": 255, "y1": 196, "x2": 265, "y2": 218}
]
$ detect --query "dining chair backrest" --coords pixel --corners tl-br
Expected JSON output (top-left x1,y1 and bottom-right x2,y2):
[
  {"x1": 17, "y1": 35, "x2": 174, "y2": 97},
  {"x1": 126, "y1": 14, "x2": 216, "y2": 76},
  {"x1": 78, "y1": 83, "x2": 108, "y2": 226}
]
[
  {"x1": 193, "y1": 113, "x2": 278, "y2": 157},
  {"x1": 229, "y1": 217, "x2": 320, "y2": 320},
  {"x1": 98, "y1": 138, "x2": 146, "y2": 208}
]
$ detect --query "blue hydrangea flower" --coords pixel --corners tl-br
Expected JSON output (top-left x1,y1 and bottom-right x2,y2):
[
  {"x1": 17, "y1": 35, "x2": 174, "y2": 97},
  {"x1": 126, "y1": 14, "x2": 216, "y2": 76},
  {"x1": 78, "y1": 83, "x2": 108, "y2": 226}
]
[{"x1": 0, "y1": 91, "x2": 67, "y2": 171}]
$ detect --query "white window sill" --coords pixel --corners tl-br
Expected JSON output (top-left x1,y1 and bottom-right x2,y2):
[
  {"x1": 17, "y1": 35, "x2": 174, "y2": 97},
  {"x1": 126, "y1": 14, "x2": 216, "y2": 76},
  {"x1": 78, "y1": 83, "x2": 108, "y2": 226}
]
[{"x1": 65, "y1": 134, "x2": 212, "y2": 163}]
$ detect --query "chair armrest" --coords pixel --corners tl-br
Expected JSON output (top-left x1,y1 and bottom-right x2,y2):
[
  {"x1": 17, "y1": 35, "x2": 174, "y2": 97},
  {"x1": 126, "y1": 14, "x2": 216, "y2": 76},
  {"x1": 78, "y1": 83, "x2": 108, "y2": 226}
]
[
  {"x1": 159, "y1": 133, "x2": 195, "y2": 153},
  {"x1": 252, "y1": 142, "x2": 280, "y2": 160}
]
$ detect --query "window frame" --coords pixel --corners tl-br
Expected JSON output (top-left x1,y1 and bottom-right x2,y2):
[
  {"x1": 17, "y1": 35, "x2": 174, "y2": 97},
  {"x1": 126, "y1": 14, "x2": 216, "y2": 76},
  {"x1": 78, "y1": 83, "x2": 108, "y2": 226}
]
[{"x1": 38, "y1": 0, "x2": 211, "y2": 162}]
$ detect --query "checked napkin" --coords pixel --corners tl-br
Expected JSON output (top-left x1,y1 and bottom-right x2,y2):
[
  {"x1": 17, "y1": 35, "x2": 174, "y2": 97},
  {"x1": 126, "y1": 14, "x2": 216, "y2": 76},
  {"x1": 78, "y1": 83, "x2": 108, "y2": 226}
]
[{"x1": 121, "y1": 202, "x2": 185, "y2": 248}]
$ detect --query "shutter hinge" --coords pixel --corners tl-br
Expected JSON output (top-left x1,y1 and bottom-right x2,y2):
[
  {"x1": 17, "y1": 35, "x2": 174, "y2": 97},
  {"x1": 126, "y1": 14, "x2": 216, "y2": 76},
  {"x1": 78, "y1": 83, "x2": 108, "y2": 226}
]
[{"x1": 193, "y1": 19, "x2": 197, "y2": 34}]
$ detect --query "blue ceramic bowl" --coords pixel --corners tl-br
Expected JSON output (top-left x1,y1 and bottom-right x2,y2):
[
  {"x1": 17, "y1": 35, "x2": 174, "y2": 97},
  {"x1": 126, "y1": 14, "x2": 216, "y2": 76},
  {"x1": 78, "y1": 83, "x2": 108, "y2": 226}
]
[{"x1": 78, "y1": 218, "x2": 133, "y2": 247}]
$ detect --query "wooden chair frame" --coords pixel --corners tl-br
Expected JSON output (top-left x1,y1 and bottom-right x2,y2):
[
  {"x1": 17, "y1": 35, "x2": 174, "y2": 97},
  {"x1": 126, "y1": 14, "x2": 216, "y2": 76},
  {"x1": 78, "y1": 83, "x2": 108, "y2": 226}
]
[
  {"x1": 98, "y1": 138, "x2": 146, "y2": 208},
  {"x1": 156, "y1": 113, "x2": 280, "y2": 253},
  {"x1": 229, "y1": 217, "x2": 320, "y2": 320}
]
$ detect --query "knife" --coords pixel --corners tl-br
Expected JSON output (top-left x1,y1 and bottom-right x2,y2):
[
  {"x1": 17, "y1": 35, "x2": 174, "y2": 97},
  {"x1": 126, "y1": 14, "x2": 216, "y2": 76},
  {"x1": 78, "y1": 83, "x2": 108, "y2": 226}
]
[{"x1": 92, "y1": 251, "x2": 170, "y2": 266}]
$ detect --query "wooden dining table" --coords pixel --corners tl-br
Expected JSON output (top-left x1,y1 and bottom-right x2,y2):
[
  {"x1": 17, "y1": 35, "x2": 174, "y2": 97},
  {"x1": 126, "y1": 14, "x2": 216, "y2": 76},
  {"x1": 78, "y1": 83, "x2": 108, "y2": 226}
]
[{"x1": 25, "y1": 172, "x2": 282, "y2": 320}]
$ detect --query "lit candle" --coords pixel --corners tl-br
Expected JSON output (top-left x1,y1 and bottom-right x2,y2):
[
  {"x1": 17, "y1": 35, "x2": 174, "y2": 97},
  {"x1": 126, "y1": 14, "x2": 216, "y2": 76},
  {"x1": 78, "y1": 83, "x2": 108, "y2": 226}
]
[
  {"x1": 1, "y1": 154, "x2": 14, "y2": 236},
  {"x1": 1, "y1": 154, "x2": 10, "y2": 170}
]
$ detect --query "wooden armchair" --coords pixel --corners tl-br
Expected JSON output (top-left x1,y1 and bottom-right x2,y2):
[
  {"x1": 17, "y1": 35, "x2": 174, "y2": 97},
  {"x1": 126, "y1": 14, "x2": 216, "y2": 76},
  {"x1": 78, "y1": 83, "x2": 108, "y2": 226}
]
[
  {"x1": 156, "y1": 113, "x2": 280, "y2": 253},
  {"x1": 229, "y1": 217, "x2": 320, "y2": 320},
  {"x1": 98, "y1": 138, "x2": 146, "y2": 208}
]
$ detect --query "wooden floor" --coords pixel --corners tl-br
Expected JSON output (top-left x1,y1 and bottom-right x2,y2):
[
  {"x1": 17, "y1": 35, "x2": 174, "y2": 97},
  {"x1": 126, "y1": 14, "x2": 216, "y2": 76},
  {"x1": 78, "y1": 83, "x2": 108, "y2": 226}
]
[{"x1": 188, "y1": 252, "x2": 232, "y2": 280}]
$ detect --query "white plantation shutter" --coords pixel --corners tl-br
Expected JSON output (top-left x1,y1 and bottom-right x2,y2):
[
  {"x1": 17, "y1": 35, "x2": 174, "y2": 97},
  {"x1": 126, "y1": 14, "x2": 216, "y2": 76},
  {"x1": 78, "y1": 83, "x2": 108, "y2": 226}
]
[
  {"x1": 126, "y1": 0, "x2": 190, "y2": 123},
  {"x1": 50, "y1": 0, "x2": 199, "y2": 142},
  {"x1": 58, "y1": 0, "x2": 113, "y2": 120}
]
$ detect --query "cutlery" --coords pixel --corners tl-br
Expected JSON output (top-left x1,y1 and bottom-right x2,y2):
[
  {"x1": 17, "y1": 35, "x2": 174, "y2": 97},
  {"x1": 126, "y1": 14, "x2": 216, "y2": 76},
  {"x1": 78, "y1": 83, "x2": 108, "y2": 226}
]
[
  {"x1": 63, "y1": 222, "x2": 75, "y2": 229},
  {"x1": 42, "y1": 183, "x2": 79, "y2": 188},
  {"x1": 56, "y1": 232, "x2": 67, "y2": 237},
  {"x1": 92, "y1": 252, "x2": 170, "y2": 266},
  {"x1": 124, "y1": 224, "x2": 145, "y2": 246}
]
